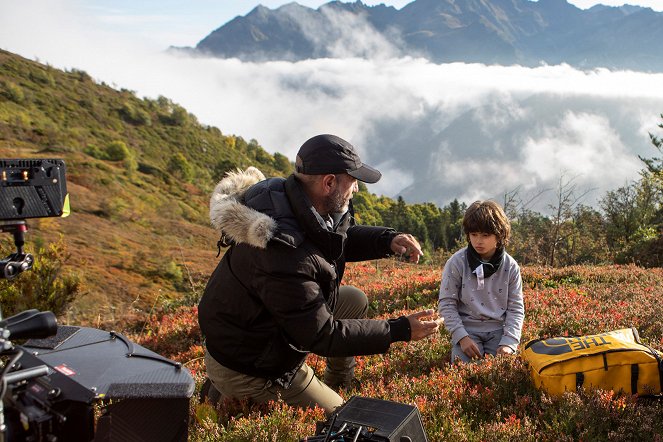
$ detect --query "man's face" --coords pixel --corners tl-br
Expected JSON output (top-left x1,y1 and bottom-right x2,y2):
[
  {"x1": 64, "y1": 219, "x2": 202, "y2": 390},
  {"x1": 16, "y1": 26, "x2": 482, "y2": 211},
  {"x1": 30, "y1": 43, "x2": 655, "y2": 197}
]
[{"x1": 325, "y1": 173, "x2": 358, "y2": 214}]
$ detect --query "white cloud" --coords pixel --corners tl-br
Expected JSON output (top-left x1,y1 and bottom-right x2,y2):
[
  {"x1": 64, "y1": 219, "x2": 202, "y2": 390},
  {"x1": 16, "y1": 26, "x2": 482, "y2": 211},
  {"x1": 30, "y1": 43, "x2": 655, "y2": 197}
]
[
  {"x1": 473, "y1": 92, "x2": 531, "y2": 135},
  {"x1": 372, "y1": 160, "x2": 414, "y2": 196},
  {"x1": 521, "y1": 112, "x2": 641, "y2": 195},
  {"x1": 429, "y1": 156, "x2": 528, "y2": 206},
  {"x1": 281, "y1": 4, "x2": 404, "y2": 59}
]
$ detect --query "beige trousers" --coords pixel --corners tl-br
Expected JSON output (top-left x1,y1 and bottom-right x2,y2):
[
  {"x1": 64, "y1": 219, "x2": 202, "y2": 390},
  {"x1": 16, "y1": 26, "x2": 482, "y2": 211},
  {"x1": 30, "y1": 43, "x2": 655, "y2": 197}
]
[{"x1": 204, "y1": 285, "x2": 368, "y2": 416}]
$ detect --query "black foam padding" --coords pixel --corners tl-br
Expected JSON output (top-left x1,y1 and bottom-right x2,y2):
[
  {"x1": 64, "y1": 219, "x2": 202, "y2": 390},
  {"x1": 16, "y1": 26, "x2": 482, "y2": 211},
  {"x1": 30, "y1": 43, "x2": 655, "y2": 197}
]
[
  {"x1": 25, "y1": 325, "x2": 80, "y2": 349},
  {"x1": 106, "y1": 382, "x2": 194, "y2": 399},
  {"x1": 22, "y1": 326, "x2": 194, "y2": 399},
  {"x1": 95, "y1": 398, "x2": 190, "y2": 442}
]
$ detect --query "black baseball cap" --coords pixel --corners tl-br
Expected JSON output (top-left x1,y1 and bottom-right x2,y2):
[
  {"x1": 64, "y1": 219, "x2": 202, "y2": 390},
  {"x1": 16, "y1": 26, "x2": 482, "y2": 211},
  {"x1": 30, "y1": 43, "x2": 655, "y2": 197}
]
[{"x1": 295, "y1": 134, "x2": 382, "y2": 184}]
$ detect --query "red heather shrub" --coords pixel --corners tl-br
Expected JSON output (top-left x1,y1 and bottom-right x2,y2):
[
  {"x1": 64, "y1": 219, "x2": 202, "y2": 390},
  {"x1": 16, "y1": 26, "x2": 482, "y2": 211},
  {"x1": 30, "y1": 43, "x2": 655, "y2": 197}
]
[
  {"x1": 191, "y1": 400, "x2": 324, "y2": 442},
  {"x1": 133, "y1": 261, "x2": 663, "y2": 441},
  {"x1": 131, "y1": 305, "x2": 202, "y2": 362}
]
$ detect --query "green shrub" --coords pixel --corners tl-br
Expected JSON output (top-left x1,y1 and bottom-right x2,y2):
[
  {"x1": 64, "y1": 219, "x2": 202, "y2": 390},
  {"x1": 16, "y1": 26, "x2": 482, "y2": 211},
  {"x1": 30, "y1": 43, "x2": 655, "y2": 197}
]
[
  {"x1": 105, "y1": 140, "x2": 131, "y2": 161},
  {"x1": 273, "y1": 152, "x2": 292, "y2": 175},
  {"x1": 84, "y1": 144, "x2": 106, "y2": 159},
  {"x1": 158, "y1": 103, "x2": 189, "y2": 126},
  {"x1": 619, "y1": 234, "x2": 663, "y2": 267},
  {"x1": 1, "y1": 81, "x2": 25, "y2": 103},
  {"x1": 213, "y1": 159, "x2": 240, "y2": 181},
  {"x1": 123, "y1": 156, "x2": 138, "y2": 173},
  {"x1": 9, "y1": 112, "x2": 31, "y2": 137},
  {"x1": 162, "y1": 260, "x2": 183, "y2": 282},
  {"x1": 168, "y1": 153, "x2": 193, "y2": 181},
  {"x1": 98, "y1": 196, "x2": 129, "y2": 220},
  {"x1": 33, "y1": 119, "x2": 61, "y2": 145},
  {"x1": 70, "y1": 68, "x2": 92, "y2": 83},
  {"x1": 0, "y1": 237, "x2": 82, "y2": 318},
  {"x1": 29, "y1": 69, "x2": 55, "y2": 87},
  {"x1": 138, "y1": 162, "x2": 169, "y2": 182},
  {"x1": 168, "y1": 106, "x2": 188, "y2": 126},
  {"x1": 119, "y1": 102, "x2": 152, "y2": 126}
]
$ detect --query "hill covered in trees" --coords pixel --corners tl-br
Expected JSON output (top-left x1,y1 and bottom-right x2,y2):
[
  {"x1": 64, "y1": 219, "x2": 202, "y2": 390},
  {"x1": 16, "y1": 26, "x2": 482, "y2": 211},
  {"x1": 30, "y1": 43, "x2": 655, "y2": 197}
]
[{"x1": 0, "y1": 49, "x2": 293, "y2": 324}]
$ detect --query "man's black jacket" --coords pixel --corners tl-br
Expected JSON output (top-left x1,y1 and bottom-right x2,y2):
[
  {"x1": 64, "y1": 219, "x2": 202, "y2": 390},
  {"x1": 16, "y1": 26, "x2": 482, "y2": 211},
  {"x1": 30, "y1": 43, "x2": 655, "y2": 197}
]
[{"x1": 198, "y1": 169, "x2": 411, "y2": 387}]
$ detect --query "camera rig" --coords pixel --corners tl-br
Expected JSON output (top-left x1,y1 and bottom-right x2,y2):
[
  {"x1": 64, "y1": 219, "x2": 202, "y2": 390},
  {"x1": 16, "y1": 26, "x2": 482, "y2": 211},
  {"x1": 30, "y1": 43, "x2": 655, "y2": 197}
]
[
  {"x1": 0, "y1": 159, "x2": 194, "y2": 441},
  {"x1": 0, "y1": 158, "x2": 67, "y2": 280}
]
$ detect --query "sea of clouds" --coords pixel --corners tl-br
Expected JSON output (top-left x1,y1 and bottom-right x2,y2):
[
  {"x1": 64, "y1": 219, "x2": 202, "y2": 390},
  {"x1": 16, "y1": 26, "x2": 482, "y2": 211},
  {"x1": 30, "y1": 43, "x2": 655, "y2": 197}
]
[{"x1": 2, "y1": 1, "x2": 663, "y2": 212}]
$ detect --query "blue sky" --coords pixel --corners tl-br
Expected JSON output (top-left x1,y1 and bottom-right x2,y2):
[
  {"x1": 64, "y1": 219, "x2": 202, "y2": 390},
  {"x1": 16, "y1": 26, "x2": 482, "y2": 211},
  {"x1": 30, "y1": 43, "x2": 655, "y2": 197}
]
[{"x1": 79, "y1": 0, "x2": 413, "y2": 47}]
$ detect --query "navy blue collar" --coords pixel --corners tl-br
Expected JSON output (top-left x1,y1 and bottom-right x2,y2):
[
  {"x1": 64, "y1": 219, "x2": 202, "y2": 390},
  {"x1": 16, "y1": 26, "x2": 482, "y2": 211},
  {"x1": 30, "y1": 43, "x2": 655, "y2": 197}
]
[{"x1": 466, "y1": 243, "x2": 504, "y2": 278}]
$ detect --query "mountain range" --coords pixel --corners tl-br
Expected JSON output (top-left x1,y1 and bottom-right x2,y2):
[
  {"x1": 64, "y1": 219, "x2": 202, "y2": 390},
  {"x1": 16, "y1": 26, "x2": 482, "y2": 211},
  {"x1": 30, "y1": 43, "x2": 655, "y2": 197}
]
[{"x1": 184, "y1": 0, "x2": 663, "y2": 72}]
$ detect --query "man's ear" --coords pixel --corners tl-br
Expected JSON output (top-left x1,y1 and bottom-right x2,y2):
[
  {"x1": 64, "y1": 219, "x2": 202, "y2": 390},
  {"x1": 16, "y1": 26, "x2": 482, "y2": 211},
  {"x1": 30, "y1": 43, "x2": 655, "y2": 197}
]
[{"x1": 320, "y1": 174, "x2": 336, "y2": 195}]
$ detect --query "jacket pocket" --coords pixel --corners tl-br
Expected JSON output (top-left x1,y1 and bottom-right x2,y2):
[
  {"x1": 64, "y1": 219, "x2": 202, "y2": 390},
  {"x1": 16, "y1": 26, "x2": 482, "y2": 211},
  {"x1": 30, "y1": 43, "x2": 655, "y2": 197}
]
[
  {"x1": 317, "y1": 258, "x2": 338, "y2": 310},
  {"x1": 254, "y1": 332, "x2": 308, "y2": 377}
]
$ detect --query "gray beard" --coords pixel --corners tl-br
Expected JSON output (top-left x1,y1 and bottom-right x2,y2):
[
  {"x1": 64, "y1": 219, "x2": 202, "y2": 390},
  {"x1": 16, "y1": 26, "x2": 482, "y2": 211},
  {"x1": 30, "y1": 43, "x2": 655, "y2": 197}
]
[{"x1": 324, "y1": 188, "x2": 349, "y2": 215}]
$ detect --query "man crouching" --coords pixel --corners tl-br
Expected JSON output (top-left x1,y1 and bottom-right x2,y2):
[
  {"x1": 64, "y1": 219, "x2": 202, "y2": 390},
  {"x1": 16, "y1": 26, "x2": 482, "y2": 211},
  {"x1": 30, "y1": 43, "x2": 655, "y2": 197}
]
[{"x1": 198, "y1": 134, "x2": 440, "y2": 416}]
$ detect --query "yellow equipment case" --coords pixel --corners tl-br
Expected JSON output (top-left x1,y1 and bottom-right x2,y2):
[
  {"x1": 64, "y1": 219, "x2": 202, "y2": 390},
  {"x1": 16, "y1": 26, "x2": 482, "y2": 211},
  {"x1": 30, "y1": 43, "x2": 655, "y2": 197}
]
[{"x1": 522, "y1": 328, "x2": 663, "y2": 396}]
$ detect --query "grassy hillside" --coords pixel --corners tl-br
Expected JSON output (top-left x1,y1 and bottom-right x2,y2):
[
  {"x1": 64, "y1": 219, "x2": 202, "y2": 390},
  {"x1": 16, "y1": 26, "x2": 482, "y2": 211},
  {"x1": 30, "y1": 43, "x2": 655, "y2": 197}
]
[{"x1": 0, "y1": 49, "x2": 291, "y2": 325}]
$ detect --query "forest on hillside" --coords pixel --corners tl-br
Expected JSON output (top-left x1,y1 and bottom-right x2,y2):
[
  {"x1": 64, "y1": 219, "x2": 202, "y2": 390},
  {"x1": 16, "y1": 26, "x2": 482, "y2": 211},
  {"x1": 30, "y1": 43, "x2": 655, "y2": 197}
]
[
  {"x1": 0, "y1": 49, "x2": 291, "y2": 322},
  {"x1": 352, "y1": 127, "x2": 663, "y2": 269}
]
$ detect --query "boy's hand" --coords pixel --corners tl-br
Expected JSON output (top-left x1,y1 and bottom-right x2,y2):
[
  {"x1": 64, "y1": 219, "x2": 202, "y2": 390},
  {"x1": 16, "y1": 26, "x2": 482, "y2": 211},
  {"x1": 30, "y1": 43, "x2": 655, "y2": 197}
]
[
  {"x1": 459, "y1": 336, "x2": 482, "y2": 359},
  {"x1": 496, "y1": 345, "x2": 514, "y2": 355}
]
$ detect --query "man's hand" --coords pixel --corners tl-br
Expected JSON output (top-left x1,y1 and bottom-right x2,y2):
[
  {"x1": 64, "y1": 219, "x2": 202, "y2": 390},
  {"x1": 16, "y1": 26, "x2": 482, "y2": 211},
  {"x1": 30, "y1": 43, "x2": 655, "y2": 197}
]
[
  {"x1": 406, "y1": 309, "x2": 442, "y2": 341},
  {"x1": 390, "y1": 233, "x2": 424, "y2": 263},
  {"x1": 459, "y1": 336, "x2": 482, "y2": 359},
  {"x1": 496, "y1": 345, "x2": 514, "y2": 355}
]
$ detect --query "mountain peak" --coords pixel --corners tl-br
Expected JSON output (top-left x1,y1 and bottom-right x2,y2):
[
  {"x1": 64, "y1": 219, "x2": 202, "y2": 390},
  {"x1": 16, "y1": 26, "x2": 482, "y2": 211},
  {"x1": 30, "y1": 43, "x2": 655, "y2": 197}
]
[
  {"x1": 588, "y1": 3, "x2": 646, "y2": 14},
  {"x1": 248, "y1": 4, "x2": 270, "y2": 17}
]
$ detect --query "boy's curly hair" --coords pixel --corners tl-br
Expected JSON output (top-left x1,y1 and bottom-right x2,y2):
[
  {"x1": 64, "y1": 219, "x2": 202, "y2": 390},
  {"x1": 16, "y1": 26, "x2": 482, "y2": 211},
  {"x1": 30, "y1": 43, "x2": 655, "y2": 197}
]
[{"x1": 462, "y1": 200, "x2": 511, "y2": 247}]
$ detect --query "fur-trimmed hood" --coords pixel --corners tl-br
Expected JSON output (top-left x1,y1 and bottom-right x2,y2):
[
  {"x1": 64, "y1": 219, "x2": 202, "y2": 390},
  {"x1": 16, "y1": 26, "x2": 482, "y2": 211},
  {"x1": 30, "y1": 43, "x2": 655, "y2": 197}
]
[
  {"x1": 210, "y1": 167, "x2": 352, "y2": 256},
  {"x1": 209, "y1": 167, "x2": 277, "y2": 249}
]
